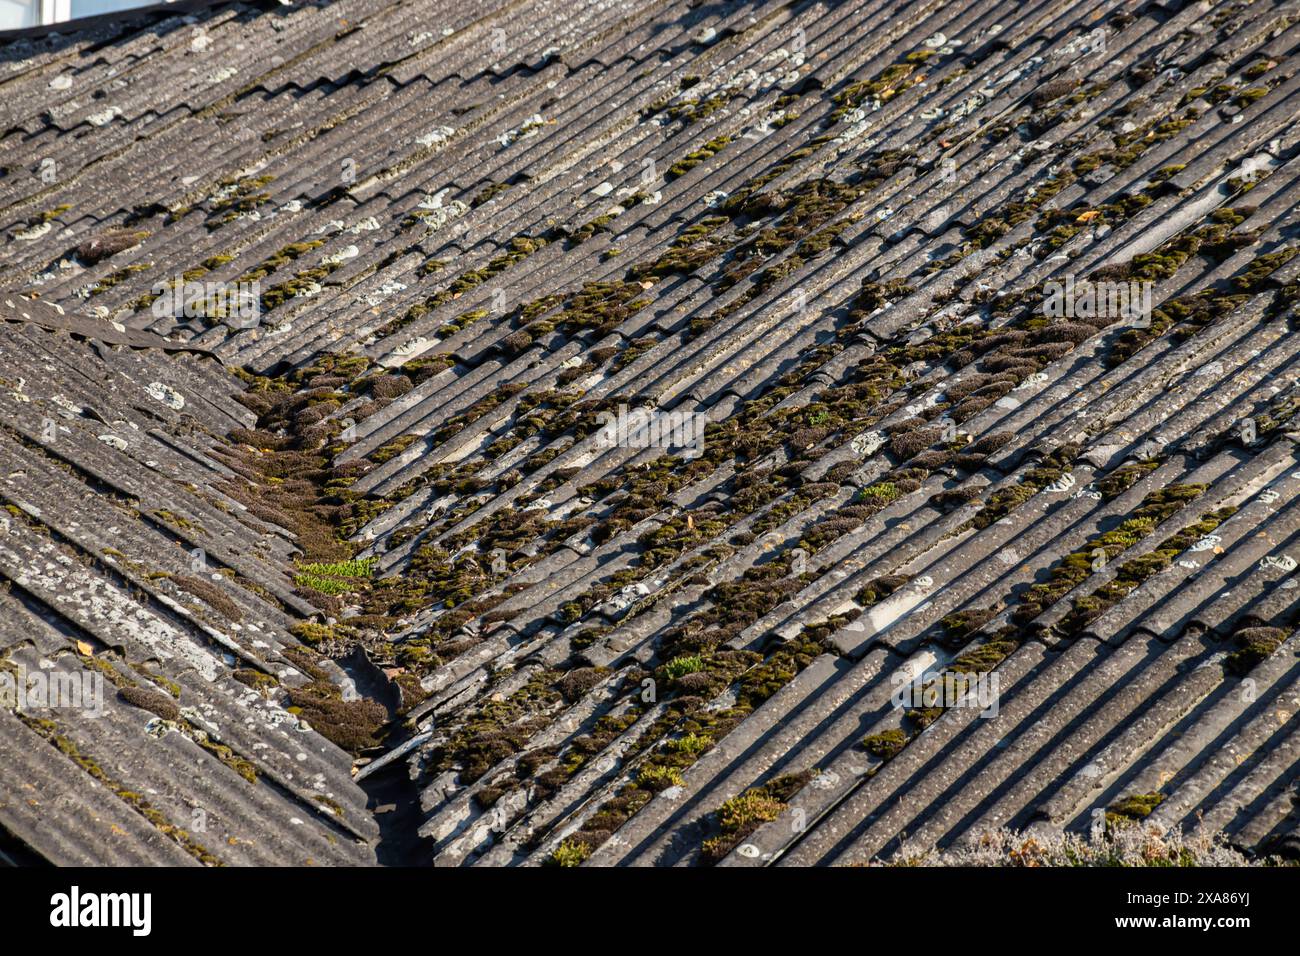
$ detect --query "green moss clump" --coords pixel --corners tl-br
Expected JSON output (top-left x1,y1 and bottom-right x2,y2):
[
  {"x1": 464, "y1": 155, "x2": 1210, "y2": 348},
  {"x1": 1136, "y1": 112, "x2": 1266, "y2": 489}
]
[
  {"x1": 1095, "y1": 461, "x2": 1158, "y2": 498},
  {"x1": 87, "y1": 262, "x2": 153, "y2": 296},
  {"x1": 236, "y1": 240, "x2": 325, "y2": 282},
  {"x1": 1224, "y1": 626, "x2": 1288, "y2": 676},
  {"x1": 1013, "y1": 485, "x2": 1207, "y2": 626},
  {"x1": 36, "y1": 203, "x2": 72, "y2": 223},
  {"x1": 131, "y1": 664, "x2": 181, "y2": 698},
  {"x1": 862, "y1": 728, "x2": 907, "y2": 760},
  {"x1": 949, "y1": 640, "x2": 1017, "y2": 674},
  {"x1": 206, "y1": 174, "x2": 273, "y2": 227},
  {"x1": 963, "y1": 444, "x2": 1080, "y2": 532},
  {"x1": 294, "y1": 557, "x2": 376, "y2": 595},
  {"x1": 232, "y1": 668, "x2": 280, "y2": 693},
  {"x1": 370, "y1": 434, "x2": 418, "y2": 464},
  {"x1": 660, "y1": 655, "x2": 706, "y2": 680},
  {"x1": 637, "y1": 764, "x2": 685, "y2": 790},
  {"x1": 700, "y1": 771, "x2": 814, "y2": 863},
  {"x1": 938, "y1": 606, "x2": 999, "y2": 645},
  {"x1": 1056, "y1": 507, "x2": 1236, "y2": 637},
  {"x1": 858, "y1": 482, "x2": 901, "y2": 504},
  {"x1": 1107, "y1": 791, "x2": 1164, "y2": 823},
  {"x1": 630, "y1": 215, "x2": 733, "y2": 278},
  {"x1": 426, "y1": 668, "x2": 564, "y2": 782},
  {"x1": 547, "y1": 837, "x2": 594, "y2": 867},
  {"x1": 1233, "y1": 87, "x2": 1268, "y2": 108},
  {"x1": 379, "y1": 235, "x2": 548, "y2": 336},
  {"x1": 667, "y1": 136, "x2": 732, "y2": 179},
  {"x1": 831, "y1": 61, "x2": 921, "y2": 120},
  {"x1": 856, "y1": 574, "x2": 910, "y2": 607},
  {"x1": 665, "y1": 732, "x2": 712, "y2": 755}
]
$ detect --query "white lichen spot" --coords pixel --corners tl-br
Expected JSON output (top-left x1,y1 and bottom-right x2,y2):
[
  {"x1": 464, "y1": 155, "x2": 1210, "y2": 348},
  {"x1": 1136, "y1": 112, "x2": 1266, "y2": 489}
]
[
  {"x1": 145, "y1": 382, "x2": 185, "y2": 410},
  {"x1": 86, "y1": 106, "x2": 122, "y2": 127},
  {"x1": 321, "y1": 244, "x2": 359, "y2": 266},
  {"x1": 416, "y1": 126, "x2": 454, "y2": 148},
  {"x1": 14, "y1": 221, "x2": 52, "y2": 241}
]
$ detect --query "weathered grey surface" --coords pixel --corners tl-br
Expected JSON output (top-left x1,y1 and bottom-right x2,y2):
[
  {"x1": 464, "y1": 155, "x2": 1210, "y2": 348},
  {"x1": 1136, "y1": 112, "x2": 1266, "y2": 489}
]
[{"x1": 4, "y1": 0, "x2": 1300, "y2": 867}]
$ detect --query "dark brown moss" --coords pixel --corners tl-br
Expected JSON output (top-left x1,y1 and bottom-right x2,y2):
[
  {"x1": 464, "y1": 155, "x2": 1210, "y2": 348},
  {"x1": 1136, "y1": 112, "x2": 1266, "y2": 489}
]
[
  {"x1": 861, "y1": 728, "x2": 907, "y2": 760},
  {"x1": 1224, "y1": 626, "x2": 1288, "y2": 676},
  {"x1": 118, "y1": 685, "x2": 181, "y2": 721},
  {"x1": 75, "y1": 228, "x2": 150, "y2": 265},
  {"x1": 287, "y1": 680, "x2": 388, "y2": 753},
  {"x1": 172, "y1": 574, "x2": 244, "y2": 623}
]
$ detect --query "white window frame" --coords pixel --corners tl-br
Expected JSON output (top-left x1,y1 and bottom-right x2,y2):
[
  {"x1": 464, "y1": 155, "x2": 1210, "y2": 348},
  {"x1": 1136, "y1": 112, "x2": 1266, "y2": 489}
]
[
  {"x1": 41, "y1": 0, "x2": 72, "y2": 22},
  {"x1": 6, "y1": 0, "x2": 174, "y2": 29}
]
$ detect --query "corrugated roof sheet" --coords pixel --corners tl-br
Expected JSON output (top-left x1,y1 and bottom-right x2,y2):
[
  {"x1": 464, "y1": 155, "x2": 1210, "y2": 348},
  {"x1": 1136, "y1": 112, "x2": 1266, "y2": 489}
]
[{"x1": 3, "y1": 0, "x2": 1300, "y2": 866}]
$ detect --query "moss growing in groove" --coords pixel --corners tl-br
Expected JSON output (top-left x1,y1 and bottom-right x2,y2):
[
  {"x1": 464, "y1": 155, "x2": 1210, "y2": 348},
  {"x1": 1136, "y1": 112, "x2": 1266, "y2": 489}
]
[
  {"x1": 1107, "y1": 791, "x2": 1164, "y2": 823},
  {"x1": 547, "y1": 837, "x2": 594, "y2": 867},
  {"x1": 1233, "y1": 87, "x2": 1268, "y2": 108},
  {"x1": 76, "y1": 653, "x2": 133, "y2": 690},
  {"x1": 235, "y1": 240, "x2": 325, "y2": 283},
  {"x1": 294, "y1": 557, "x2": 376, "y2": 595},
  {"x1": 370, "y1": 434, "x2": 418, "y2": 464},
  {"x1": 699, "y1": 770, "x2": 814, "y2": 863},
  {"x1": 379, "y1": 235, "x2": 549, "y2": 336},
  {"x1": 118, "y1": 685, "x2": 181, "y2": 721},
  {"x1": 666, "y1": 135, "x2": 732, "y2": 179},
  {"x1": 1224, "y1": 626, "x2": 1288, "y2": 676},
  {"x1": 1095, "y1": 460, "x2": 1159, "y2": 498},
  {"x1": 550, "y1": 641, "x2": 821, "y2": 857},
  {"x1": 75, "y1": 228, "x2": 150, "y2": 265},
  {"x1": 862, "y1": 728, "x2": 907, "y2": 760},
  {"x1": 131, "y1": 663, "x2": 181, "y2": 698},
  {"x1": 666, "y1": 732, "x2": 712, "y2": 756},
  {"x1": 856, "y1": 574, "x2": 910, "y2": 607},
  {"x1": 637, "y1": 763, "x2": 685, "y2": 790},
  {"x1": 33, "y1": 203, "x2": 72, "y2": 223},
  {"x1": 1105, "y1": 236, "x2": 1293, "y2": 367},
  {"x1": 938, "y1": 606, "x2": 1000, "y2": 646},
  {"x1": 1056, "y1": 507, "x2": 1236, "y2": 637},
  {"x1": 906, "y1": 704, "x2": 944, "y2": 731},
  {"x1": 715, "y1": 179, "x2": 865, "y2": 291},
  {"x1": 287, "y1": 673, "x2": 388, "y2": 754},
  {"x1": 213, "y1": 157, "x2": 1149, "y2": 853},
  {"x1": 660, "y1": 655, "x2": 706, "y2": 681},
  {"x1": 830, "y1": 61, "x2": 922, "y2": 121},
  {"x1": 172, "y1": 574, "x2": 244, "y2": 622},
  {"x1": 232, "y1": 668, "x2": 280, "y2": 694},
  {"x1": 206, "y1": 174, "x2": 274, "y2": 227},
  {"x1": 630, "y1": 215, "x2": 733, "y2": 279},
  {"x1": 87, "y1": 262, "x2": 153, "y2": 296},
  {"x1": 949, "y1": 639, "x2": 1018, "y2": 674},
  {"x1": 470, "y1": 182, "x2": 512, "y2": 207},
  {"x1": 19, "y1": 714, "x2": 221, "y2": 865},
  {"x1": 426, "y1": 668, "x2": 565, "y2": 783},
  {"x1": 1012, "y1": 484, "x2": 1208, "y2": 626},
  {"x1": 961, "y1": 443, "x2": 1080, "y2": 532},
  {"x1": 662, "y1": 89, "x2": 734, "y2": 124}
]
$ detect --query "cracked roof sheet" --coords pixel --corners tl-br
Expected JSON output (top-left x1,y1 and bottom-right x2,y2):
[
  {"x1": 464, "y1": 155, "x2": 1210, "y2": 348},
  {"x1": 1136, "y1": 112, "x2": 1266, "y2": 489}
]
[{"x1": 2, "y1": 0, "x2": 1300, "y2": 867}]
